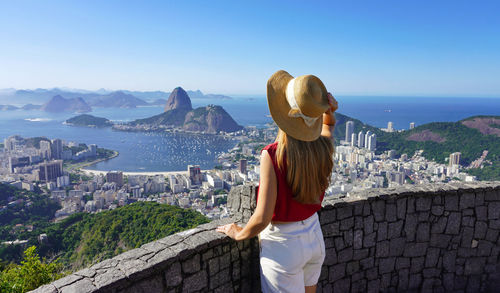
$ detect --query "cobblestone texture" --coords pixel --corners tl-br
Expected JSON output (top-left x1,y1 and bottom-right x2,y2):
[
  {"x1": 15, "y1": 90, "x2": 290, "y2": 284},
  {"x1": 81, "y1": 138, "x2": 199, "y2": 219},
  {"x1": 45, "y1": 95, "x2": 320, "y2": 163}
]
[{"x1": 31, "y1": 181, "x2": 500, "y2": 292}]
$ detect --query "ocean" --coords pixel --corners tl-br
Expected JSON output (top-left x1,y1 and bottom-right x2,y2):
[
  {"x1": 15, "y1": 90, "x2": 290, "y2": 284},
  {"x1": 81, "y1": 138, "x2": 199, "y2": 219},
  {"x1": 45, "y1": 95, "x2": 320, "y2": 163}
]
[{"x1": 1, "y1": 96, "x2": 499, "y2": 172}]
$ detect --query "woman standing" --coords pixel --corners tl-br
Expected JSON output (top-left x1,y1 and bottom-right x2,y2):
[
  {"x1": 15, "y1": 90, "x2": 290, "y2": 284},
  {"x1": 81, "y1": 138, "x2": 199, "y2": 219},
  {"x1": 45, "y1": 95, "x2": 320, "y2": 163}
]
[{"x1": 217, "y1": 70, "x2": 337, "y2": 293}]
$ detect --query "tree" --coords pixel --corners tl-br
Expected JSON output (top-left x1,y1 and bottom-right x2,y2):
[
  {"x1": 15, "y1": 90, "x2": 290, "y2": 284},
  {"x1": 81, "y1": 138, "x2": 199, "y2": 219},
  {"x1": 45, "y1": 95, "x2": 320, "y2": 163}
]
[{"x1": 0, "y1": 246, "x2": 63, "y2": 293}]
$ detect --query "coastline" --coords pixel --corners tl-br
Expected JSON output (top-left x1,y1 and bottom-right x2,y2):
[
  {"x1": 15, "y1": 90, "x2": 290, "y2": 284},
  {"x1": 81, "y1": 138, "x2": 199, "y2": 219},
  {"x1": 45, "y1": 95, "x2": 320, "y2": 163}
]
[
  {"x1": 66, "y1": 150, "x2": 119, "y2": 173},
  {"x1": 81, "y1": 169, "x2": 189, "y2": 176}
]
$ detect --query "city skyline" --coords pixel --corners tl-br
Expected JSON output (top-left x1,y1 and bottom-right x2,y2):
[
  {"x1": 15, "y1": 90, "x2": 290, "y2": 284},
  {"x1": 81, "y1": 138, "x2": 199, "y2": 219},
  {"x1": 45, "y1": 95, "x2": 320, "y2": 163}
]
[{"x1": 1, "y1": 1, "x2": 500, "y2": 96}]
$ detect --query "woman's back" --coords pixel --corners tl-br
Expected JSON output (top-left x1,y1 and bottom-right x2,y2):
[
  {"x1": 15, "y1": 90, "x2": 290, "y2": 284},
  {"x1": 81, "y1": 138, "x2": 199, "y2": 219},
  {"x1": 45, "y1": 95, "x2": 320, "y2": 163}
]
[
  {"x1": 258, "y1": 141, "x2": 325, "y2": 222},
  {"x1": 274, "y1": 130, "x2": 334, "y2": 205}
]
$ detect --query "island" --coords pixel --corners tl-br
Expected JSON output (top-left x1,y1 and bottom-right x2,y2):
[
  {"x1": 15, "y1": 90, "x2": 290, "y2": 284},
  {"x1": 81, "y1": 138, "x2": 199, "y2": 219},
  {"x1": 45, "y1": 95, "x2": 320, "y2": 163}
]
[{"x1": 65, "y1": 114, "x2": 113, "y2": 128}]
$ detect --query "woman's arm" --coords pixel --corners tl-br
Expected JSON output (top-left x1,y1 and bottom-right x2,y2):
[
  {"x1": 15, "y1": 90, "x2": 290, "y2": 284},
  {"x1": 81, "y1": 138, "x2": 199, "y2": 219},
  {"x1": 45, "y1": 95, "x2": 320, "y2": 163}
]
[
  {"x1": 321, "y1": 92, "x2": 338, "y2": 141},
  {"x1": 216, "y1": 150, "x2": 277, "y2": 241}
]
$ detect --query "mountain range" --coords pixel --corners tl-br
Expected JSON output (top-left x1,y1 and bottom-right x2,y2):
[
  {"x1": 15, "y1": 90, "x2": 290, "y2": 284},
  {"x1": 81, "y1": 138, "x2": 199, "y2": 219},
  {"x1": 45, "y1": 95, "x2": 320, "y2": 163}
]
[
  {"x1": 66, "y1": 87, "x2": 243, "y2": 133},
  {"x1": 41, "y1": 95, "x2": 91, "y2": 113},
  {"x1": 84, "y1": 91, "x2": 149, "y2": 108},
  {"x1": 0, "y1": 88, "x2": 233, "y2": 111}
]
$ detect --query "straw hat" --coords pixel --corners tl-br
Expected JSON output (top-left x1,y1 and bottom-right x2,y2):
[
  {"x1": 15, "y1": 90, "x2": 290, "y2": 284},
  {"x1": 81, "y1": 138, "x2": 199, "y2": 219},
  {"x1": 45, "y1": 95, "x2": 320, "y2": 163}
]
[{"x1": 267, "y1": 70, "x2": 330, "y2": 141}]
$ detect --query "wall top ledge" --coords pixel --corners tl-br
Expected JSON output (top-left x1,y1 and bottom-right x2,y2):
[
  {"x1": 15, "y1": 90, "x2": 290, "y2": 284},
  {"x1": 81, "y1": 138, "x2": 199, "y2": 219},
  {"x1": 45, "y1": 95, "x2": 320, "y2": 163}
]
[{"x1": 323, "y1": 181, "x2": 500, "y2": 207}]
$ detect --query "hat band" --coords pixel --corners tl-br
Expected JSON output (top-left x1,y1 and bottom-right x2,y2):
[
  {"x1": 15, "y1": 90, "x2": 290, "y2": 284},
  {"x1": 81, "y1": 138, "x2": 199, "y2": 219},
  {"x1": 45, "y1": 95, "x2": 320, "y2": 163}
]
[{"x1": 285, "y1": 78, "x2": 319, "y2": 127}]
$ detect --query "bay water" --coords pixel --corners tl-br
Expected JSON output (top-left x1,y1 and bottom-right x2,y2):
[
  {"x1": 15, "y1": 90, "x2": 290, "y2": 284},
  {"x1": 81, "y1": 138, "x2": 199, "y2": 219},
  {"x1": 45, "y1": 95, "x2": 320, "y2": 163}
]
[{"x1": 0, "y1": 96, "x2": 499, "y2": 172}]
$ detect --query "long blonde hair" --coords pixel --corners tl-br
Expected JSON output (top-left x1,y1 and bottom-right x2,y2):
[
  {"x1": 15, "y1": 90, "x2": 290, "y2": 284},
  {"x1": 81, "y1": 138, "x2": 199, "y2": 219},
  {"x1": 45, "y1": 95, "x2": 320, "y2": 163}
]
[{"x1": 275, "y1": 129, "x2": 334, "y2": 204}]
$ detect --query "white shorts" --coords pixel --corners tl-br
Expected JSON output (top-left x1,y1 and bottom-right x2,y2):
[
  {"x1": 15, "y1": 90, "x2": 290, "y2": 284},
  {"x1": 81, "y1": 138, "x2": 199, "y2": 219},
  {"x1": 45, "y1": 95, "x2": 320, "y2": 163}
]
[{"x1": 259, "y1": 213, "x2": 325, "y2": 293}]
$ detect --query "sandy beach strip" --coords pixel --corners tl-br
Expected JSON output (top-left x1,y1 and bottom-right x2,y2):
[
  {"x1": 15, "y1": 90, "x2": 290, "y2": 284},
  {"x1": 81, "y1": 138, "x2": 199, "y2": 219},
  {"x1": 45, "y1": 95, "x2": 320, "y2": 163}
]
[{"x1": 81, "y1": 168, "x2": 190, "y2": 177}]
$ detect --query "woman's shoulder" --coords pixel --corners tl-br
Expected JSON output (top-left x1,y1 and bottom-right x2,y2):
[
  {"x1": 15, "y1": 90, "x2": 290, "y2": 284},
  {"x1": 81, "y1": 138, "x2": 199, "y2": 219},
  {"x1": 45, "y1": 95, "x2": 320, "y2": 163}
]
[{"x1": 262, "y1": 142, "x2": 278, "y2": 152}]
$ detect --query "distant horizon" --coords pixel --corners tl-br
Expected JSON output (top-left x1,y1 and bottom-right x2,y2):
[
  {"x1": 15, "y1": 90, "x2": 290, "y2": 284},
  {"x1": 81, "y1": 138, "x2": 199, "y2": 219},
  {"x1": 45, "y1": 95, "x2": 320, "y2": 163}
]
[{"x1": 1, "y1": 87, "x2": 500, "y2": 100}]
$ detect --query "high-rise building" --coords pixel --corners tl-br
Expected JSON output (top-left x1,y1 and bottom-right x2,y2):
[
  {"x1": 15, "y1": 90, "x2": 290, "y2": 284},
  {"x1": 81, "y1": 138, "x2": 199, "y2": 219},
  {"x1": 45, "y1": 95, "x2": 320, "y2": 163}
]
[
  {"x1": 106, "y1": 171, "x2": 123, "y2": 187},
  {"x1": 449, "y1": 152, "x2": 461, "y2": 167},
  {"x1": 350, "y1": 133, "x2": 357, "y2": 147},
  {"x1": 239, "y1": 159, "x2": 247, "y2": 174},
  {"x1": 51, "y1": 139, "x2": 63, "y2": 160},
  {"x1": 131, "y1": 186, "x2": 142, "y2": 198},
  {"x1": 345, "y1": 121, "x2": 354, "y2": 143},
  {"x1": 188, "y1": 165, "x2": 202, "y2": 185},
  {"x1": 29, "y1": 155, "x2": 42, "y2": 164},
  {"x1": 4, "y1": 136, "x2": 18, "y2": 152},
  {"x1": 207, "y1": 173, "x2": 223, "y2": 189},
  {"x1": 388, "y1": 171, "x2": 405, "y2": 185},
  {"x1": 410, "y1": 122, "x2": 415, "y2": 129},
  {"x1": 388, "y1": 150, "x2": 396, "y2": 159},
  {"x1": 68, "y1": 190, "x2": 84, "y2": 198},
  {"x1": 57, "y1": 175, "x2": 70, "y2": 188},
  {"x1": 367, "y1": 134, "x2": 377, "y2": 151},
  {"x1": 364, "y1": 131, "x2": 372, "y2": 149},
  {"x1": 357, "y1": 131, "x2": 364, "y2": 148},
  {"x1": 387, "y1": 121, "x2": 394, "y2": 132},
  {"x1": 3, "y1": 138, "x2": 9, "y2": 151},
  {"x1": 38, "y1": 160, "x2": 63, "y2": 182},
  {"x1": 89, "y1": 144, "x2": 97, "y2": 157},
  {"x1": 8, "y1": 156, "x2": 30, "y2": 173},
  {"x1": 39, "y1": 141, "x2": 51, "y2": 159},
  {"x1": 62, "y1": 149, "x2": 73, "y2": 160}
]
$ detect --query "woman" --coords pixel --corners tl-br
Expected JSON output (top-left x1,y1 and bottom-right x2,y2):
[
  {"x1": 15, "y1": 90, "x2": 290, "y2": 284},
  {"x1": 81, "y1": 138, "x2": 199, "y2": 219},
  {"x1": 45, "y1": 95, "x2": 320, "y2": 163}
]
[{"x1": 217, "y1": 70, "x2": 337, "y2": 293}]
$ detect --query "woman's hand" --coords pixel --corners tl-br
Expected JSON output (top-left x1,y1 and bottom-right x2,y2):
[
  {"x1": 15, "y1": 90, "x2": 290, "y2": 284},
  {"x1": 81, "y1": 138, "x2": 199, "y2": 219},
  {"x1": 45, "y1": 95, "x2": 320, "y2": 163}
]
[
  {"x1": 216, "y1": 223, "x2": 243, "y2": 240},
  {"x1": 327, "y1": 92, "x2": 338, "y2": 113},
  {"x1": 323, "y1": 92, "x2": 338, "y2": 127}
]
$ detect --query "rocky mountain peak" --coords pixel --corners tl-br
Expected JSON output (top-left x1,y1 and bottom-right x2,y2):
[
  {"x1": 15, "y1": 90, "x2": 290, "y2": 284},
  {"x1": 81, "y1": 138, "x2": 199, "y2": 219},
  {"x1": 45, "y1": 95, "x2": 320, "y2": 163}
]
[
  {"x1": 183, "y1": 105, "x2": 243, "y2": 133},
  {"x1": 164, "y1": 87, "x2": 192, "y2": 112},
  {"x1": 41, "y1": 95, "x2": 92, "y2": 113},
  {"x1": 52, "y1": 95, "x2": 65, "y2": 101}
]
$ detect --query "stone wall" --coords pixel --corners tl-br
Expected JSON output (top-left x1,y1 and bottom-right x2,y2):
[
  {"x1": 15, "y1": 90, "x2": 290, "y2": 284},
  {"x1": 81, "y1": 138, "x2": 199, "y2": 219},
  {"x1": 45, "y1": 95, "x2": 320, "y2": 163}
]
[
  {"x1": 315, "y1": 181, "x2": 500, "y2": 293},
  {"x1": 31, "y1": 218, "x2": 261, "y2": 293},
  {"x1": 33, "y1": 181, "x2": 500, "y2": 292}
]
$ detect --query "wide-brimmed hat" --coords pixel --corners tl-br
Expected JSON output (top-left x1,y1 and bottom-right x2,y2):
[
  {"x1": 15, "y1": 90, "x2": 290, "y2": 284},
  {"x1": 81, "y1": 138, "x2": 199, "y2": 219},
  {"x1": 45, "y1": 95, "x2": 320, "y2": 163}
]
[{"x1": 267, "y1": 70, "x2": 330, "y2": 141}]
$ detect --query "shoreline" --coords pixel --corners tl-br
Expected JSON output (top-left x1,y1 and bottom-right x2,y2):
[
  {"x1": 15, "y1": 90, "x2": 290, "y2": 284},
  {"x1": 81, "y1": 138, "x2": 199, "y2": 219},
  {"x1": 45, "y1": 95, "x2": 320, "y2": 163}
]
[
  {"x1": 81, "y1": 169, "x2": 189, "y2": 176},
  {"x1": 80, "y1": 150, "x2": 191, "y2": 176},
  {"x1": 66, "y1": 150, "x2": 119, "y2": 173}
]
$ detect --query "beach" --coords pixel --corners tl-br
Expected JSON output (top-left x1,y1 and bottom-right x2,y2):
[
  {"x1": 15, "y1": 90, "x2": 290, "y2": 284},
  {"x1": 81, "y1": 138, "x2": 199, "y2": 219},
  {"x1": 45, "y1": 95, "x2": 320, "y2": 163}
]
[{"x1": 81, "y1": 168, "x2": 189, "y2": 177}]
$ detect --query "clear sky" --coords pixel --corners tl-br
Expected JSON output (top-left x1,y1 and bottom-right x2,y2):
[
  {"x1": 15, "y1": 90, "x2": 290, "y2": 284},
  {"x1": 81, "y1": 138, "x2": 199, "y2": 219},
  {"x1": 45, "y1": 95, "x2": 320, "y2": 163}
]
[{"x1": 0, "y1": 0, "x2": 499, "y2": 96}]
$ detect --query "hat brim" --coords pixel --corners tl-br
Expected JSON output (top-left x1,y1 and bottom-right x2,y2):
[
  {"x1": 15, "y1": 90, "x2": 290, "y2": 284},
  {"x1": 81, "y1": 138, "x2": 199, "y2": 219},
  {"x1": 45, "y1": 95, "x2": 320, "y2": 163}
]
[{"x1": 267, "y1": 70, "x2": 323, "y2": 141}]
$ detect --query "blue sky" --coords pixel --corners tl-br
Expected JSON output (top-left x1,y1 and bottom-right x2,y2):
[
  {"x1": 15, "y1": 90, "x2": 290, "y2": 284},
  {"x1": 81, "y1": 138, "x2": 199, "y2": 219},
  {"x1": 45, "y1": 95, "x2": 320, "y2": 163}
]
[{"x1": 0, "y1": 0, "x2": 499, "y2": 96}]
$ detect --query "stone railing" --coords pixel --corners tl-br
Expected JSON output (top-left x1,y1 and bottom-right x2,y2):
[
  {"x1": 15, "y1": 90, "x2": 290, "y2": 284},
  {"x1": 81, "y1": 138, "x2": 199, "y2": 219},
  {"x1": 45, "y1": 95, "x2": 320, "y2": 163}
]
[
  {"x1": 315, "y1": 181, "x2": 500, "y2": 293},
  {"x1": 33, "y1": 181, "x2": 500, "y2": 292}
]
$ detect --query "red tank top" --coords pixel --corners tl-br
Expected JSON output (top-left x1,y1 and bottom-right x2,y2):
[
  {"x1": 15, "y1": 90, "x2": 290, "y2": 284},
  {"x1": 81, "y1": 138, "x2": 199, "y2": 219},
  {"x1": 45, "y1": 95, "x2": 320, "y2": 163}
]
[{"x1": 257, "y1": 142, "x2": 324, "y2": 222}]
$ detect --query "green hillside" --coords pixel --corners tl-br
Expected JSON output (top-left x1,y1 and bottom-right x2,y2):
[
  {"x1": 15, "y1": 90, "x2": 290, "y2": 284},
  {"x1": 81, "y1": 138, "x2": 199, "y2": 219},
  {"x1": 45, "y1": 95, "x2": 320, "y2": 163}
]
[
  {"x1": 376, "y1": 121, "x2": 499, "y2": 164},
  {"x1": 0, "y1": 184, "x2": 209, "y2": 271},
  {"x1": 0, "y1": 186, "x2": 59, "y2": 238},
  {"x1": 335, "y1": 114, "x2": 500, "y2": 180},
  {"x1": 333, "y1": 112, "x2": 383, "y2": 144},
  {"x1": 129, "y1": 108, "x2": 189, "y2": 126},
  {"x1": 0, "y1": 184, "x2": 60, "y2": 265},
  {"x1": 37, "y1": 202, "x2": 209, "y2": 269}
]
